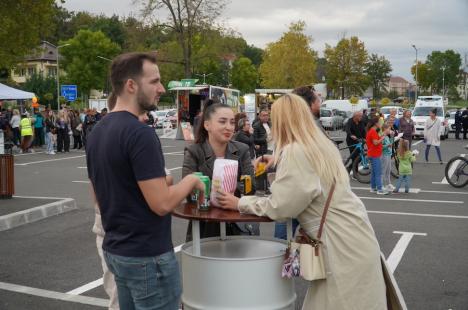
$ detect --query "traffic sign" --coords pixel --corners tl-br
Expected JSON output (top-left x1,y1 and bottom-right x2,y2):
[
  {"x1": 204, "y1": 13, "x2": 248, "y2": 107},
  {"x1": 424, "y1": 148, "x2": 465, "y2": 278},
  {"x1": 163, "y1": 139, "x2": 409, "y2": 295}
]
[{"x1": 61, "y1": 85, "x2": 77, "y2": 102}]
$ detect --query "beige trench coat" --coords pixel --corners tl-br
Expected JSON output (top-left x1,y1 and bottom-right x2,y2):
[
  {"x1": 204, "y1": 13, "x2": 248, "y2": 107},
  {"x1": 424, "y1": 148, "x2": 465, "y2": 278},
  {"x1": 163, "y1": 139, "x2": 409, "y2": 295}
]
[{"x1": 239, "y1": 143, "x2": 387, "y2": 310}]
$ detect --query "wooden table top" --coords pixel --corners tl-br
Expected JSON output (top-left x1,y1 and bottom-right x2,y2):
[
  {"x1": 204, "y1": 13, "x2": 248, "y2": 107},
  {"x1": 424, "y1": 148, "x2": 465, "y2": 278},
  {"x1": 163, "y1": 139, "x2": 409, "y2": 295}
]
[{"x1": 173, "y1": 202, "x2": 272, "y2": 223}]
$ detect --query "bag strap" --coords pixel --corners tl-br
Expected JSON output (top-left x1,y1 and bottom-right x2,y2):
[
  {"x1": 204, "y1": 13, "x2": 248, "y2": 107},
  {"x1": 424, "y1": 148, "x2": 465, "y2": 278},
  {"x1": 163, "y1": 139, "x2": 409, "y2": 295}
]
[{"x1": 317, "y1": 181, "x2": 336, "y2": 240}]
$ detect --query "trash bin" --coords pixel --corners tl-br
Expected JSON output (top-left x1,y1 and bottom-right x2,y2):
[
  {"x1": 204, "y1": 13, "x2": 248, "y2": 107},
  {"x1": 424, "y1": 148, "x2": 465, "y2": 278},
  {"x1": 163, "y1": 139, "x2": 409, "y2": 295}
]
[{"x1": 0, "y1": 130, "x2": 14, "y2": 198}]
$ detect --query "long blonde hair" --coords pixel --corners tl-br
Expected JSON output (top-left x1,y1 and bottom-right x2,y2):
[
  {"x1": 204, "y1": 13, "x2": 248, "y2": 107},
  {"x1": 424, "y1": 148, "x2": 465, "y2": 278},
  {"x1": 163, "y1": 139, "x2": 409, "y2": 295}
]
[{"x1": 271, "y1": 93, "x2": 348, "y2": 185}]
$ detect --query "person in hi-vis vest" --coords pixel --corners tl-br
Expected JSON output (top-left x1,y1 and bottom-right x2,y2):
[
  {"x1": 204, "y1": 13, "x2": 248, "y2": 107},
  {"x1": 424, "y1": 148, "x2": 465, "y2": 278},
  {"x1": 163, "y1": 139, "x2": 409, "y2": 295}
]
[{"x1": 19, "y1": 113, "x2": 34, "y2": 153}]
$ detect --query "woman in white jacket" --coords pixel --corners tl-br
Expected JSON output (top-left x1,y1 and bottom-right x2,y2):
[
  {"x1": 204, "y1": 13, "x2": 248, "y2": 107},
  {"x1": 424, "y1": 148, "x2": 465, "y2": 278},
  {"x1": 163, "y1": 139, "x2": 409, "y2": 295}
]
[
  {"x1": 424, "y1": 108, "x2": 443, "y2": 164},
  {"x1": 217, "y1": 93, "x2": 389, "y2": 309}
]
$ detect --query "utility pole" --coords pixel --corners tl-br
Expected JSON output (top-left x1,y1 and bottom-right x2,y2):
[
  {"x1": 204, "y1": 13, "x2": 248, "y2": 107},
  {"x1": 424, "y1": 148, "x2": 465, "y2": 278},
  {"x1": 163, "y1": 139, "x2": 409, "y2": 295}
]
[
  {"x1": 412, "y1": 45, "x2": 419, "y2": 102},
  {"x1": 442, "y1": 66, "x2": 446, "y2": 98},
  {"x1": 56, "y1": 43, "x2": 70, "y2": 111}
]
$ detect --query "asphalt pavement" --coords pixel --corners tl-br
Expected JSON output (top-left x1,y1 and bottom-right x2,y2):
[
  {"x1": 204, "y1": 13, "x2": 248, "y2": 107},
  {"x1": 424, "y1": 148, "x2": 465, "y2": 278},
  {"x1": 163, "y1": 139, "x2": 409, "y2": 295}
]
[{"x1": 0, "y1": 134, "x2": 467, "y2": 310}]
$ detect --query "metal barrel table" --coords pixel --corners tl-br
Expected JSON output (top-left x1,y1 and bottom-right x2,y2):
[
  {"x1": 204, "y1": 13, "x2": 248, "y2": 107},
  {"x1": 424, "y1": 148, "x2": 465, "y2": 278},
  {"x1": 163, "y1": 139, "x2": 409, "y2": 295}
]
[{"x1": 173, "y1": 203, "x2": 296, "y2": 310}]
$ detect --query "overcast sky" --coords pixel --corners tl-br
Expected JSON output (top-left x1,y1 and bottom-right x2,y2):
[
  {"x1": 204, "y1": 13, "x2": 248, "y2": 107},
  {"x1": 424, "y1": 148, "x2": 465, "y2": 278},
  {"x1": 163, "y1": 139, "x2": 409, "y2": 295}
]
[{"x1": 61, "y1": 0, "x2": 468, "y2": 81}]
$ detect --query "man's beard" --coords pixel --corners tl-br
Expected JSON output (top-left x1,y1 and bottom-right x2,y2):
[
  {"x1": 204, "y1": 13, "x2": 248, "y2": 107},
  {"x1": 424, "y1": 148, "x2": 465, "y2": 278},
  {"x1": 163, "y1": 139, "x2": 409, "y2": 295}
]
[{"x1": 137, "y1": 89, "x2": 157, "y2": 112}]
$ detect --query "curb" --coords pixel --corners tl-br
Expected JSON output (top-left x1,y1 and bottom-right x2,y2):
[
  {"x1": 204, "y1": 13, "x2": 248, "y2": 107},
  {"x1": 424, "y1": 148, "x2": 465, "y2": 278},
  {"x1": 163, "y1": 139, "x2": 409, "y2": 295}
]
[{"x1": 0, "y1": 198, "x2": 77, "y2": 231}]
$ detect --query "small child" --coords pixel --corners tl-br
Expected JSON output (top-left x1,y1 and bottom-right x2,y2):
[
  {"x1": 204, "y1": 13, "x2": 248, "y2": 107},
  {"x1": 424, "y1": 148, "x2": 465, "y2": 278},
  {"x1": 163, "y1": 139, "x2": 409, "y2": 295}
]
[
  {"x1": 394, "y1": 139, "x2": 416, "y2": 194},
  {"x1": 381, "y1": 124, "x2": 394, "y2": 191}
]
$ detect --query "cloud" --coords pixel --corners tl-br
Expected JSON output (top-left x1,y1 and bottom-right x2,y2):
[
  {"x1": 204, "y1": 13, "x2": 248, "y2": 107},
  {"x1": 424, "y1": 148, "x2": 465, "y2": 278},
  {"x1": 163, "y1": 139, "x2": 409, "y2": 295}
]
[{"x1": 61, "y1": 0, "x2": 468, "y2": 81}]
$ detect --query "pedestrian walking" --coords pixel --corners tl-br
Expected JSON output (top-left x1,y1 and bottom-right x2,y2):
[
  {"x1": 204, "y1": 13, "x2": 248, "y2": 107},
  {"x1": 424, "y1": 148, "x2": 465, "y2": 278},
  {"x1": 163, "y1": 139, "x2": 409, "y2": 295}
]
[
  {"x1": 399, "y1": 110, "x2": 415, "y2": 147},
  {"x1": 217, "y1": 93, "x2": 389, "y2": 310},
  {"x1": 45, "y1": 110, "x2": 57, "y2": 155},
  {"x1": 86, "y1": 52, "x2": 204, "y2": 310},
  {"x1": 252, "y1": 109, "x2": 271, "y2": 156},
  {"x1": 424, "y1": 108, "x2": 443, "y2": 164},
  {"x1": 366, "y1": 116, "x2": 389, "y2": 195},
  {"x1": 393, "y1": 139, "x2": 416, "y2": 193}
]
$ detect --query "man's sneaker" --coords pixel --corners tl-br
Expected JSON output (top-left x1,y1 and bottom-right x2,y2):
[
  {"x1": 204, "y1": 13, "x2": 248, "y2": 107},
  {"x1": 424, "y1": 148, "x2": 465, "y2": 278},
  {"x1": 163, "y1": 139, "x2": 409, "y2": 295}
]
[
  {"x1": 49, "y1": 151, "x2": 56, "y2": 155},
  {"x1": 377, "y1": 190, "x2": 390, "y2": 195},
  {"x1": 387, "y1": 184, "x2": 395, "y2": 191},
  {"x1": 370, "y1": 188, "x2": 377, "y2": 193},
  {"x1": 404, "y1": 190, "x2": 409, "y2": 194}
]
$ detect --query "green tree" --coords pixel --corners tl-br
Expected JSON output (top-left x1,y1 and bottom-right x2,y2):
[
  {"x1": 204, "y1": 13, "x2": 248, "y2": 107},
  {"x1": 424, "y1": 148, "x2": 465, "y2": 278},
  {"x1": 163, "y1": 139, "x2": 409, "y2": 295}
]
[
  {"x1": 139, "y1": 0, "x2": 227, "y2": 77},
  {"x1": 426, "y1": 50, "x2": 462, "y2": 95},
  {"x1": 60, "y1": 30, "x2": 120, "y2": 98},
  {"x1": 365, "y1": 53, "x2": 392, "y2": 99},
  {"x1": 91, "y1": 15, "x2": 127, "y2": 47},
  {"x1": 411, "y1": 61, "x2": 432, "y2": 92},
  {"x1": 243, "y1": 45, "x2": 263, "y2": 67},
  {"x1": 259, "y1": 21, "x2": 317, "y2": 88},
  {"x1": 324, "y1": 36, "x2": 369, "y2": 98},
  {"x1": 0, "y1": 0, "x2": 55, "y2": 68},
  {"x1": 21, "y1": 73, "x2": 57, "y2": 107},
  {"x1": 231, "y1": 57, "x2": 258, "y2": 93}
]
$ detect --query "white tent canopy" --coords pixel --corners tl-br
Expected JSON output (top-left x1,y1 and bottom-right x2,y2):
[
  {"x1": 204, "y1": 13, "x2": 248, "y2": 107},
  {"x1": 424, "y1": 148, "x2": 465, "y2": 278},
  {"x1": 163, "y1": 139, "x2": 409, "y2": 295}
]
[{"x1": 0, "y1": 83, "x2": 35, "y2": 100}]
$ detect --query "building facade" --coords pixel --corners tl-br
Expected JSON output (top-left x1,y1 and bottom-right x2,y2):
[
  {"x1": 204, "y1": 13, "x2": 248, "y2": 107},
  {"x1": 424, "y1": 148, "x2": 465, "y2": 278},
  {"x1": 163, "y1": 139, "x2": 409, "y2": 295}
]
[{"x1": 10, "y1": 41, "x2": 62, "y2": 85}]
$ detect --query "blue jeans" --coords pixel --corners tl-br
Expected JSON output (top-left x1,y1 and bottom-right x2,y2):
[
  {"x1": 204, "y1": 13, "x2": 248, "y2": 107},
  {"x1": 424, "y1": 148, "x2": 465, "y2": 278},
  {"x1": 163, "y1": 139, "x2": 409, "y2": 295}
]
[
  {"x1": 369, "y1": 157, "x2": 383, "y2": 191},
  {"x1": 104, "y1": 251, "x2": 181, "y2": 310},
  {"x1": 425, "y1": 145, "x2": 442, "y2": 162},
  {"x1": 46, "y1": 132, "x2": 54, "y2": 153},
  {"x1": 274, "y1": 219, "x2": 300, "y2": 240},
  {"x1": 395, "y1": 175, "x2": 412, "y2": 192}
]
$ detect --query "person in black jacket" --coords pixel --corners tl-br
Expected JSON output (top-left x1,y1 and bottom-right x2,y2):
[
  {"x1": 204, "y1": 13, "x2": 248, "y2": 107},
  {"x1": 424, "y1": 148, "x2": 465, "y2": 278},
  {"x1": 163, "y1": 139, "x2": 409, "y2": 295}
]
[
  {"x1": 234, "y1": 118, "x2": 256, "y2": 159},
  {"x1": 455, "y1": 108, "x2": 462, "y2": 140},
  {"x1": 252, "y1": 109, "x2": 270, "y2": 156},
  {"x1": 345, "y1": 111, "x2": 366, "y2": 168},
  {"x1": 462, "y1": 107, "x2": 468, "y2": 140}
]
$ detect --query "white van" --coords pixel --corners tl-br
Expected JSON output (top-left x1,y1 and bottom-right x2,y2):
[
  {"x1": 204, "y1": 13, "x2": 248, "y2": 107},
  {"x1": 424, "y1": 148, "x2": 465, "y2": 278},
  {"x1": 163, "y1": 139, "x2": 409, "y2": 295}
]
[
  {"x1": 411, "y1": 96, "x2": 449, "y2": 140},
  {"x1": 322, "y1": 99, "x2": 368, "y2": 113}
]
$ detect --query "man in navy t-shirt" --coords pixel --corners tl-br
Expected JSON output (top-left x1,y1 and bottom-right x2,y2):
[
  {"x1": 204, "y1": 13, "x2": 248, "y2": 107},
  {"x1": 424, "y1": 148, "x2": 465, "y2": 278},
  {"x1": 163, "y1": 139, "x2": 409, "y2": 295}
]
[{"x1": 86, "y1": 52, "x2": 204, "y2": 310}]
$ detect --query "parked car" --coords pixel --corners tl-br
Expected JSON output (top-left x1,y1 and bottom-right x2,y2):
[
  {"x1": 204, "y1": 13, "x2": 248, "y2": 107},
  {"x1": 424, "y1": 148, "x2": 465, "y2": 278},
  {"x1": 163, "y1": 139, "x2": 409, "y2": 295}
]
[
  {"x1": 154, "y1": 109, "x2": 177, "y2": 129},
  {"x1": 411, "y1": 96, "x2": 449, "y2": 140},
  {"x1": 320, "y1": 108, "x2": 344, "y2": 130},
  {"x1": 380, "y1": 106, "x2": 404, "y2": 119},
  {"x1": 446, "y1": 110, "x2": 457, "y2": 133}
]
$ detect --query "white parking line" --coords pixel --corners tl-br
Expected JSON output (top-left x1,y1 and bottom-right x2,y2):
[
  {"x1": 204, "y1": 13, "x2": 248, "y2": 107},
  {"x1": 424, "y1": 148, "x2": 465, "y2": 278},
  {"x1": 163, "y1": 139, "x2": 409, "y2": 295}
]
[
  {"x1": 353, "y1": 187, "x2": 468, "y2": 195},
  {"x1": 15, "y1": 155, "x2": 85, "y2": 166},
  {"x1": 412, "y1": 140, "x2": 423, "y2": 148},
  {"x1": 359, "y1": 196, "x2": 463, "y2": 204},
  {"x1": 352, "y1": 187, "x2": 421, "y2": 193},
  {"x1": 67, "y1": 244, "x2": 185, "y2": 296},
  {"x1": 15, "y1": 151, "x2": 45, "y2": 156},
  {"x1": 72, "y1": 181, "x2": 90, "y2": 184},
  {"x1": 367, "y1": 210, "x2": 468, "y2": 219},
  {"x1": 66, "y1": 278, "x2": 103, "y2": 295},
  {"x1": 0, "y1": 281, "x2": 108, "y2": 307},
  {"x1": 77, "y1": 166, "x2": 87, "y2": 169},
  {"x1": 387, "y1": 231, "x2": 427, "y2": 273},
  {"x1": 163, "y1": 151, "x2": 184, "y2": 155},
  {"x1": 168, "y1": 167, "x2": 182, "y2": 171}
]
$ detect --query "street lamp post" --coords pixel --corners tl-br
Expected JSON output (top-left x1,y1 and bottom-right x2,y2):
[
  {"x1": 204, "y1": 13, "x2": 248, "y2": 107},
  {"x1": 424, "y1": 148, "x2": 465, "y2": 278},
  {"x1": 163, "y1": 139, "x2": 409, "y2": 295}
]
[
  {"x1": 56, "y1": 43, "x2": 70, "y2": 111},
  {"x1": 412, "y1": 44, "x2": 419, "y2": 102},
  {"x1": 196, "y1": 73, "x2": 212, "y2": 85},
  {"x1": 442, "y1": 66, "x2": 446, "y2": 98}
]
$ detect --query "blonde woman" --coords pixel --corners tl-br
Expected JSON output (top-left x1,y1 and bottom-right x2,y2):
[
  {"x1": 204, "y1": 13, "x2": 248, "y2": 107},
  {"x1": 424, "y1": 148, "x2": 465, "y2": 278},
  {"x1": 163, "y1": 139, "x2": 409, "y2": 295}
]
[
  {"x1": 217, "y1": 94, "x2": 388, "y2": 309},
  {"x1": 9, "y1": 109, "x2": 21, "y2": 146}
]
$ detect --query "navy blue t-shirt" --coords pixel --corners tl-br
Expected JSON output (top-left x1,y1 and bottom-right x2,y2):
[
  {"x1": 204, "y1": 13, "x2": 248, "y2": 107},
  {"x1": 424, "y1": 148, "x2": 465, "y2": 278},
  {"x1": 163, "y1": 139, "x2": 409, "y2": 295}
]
[{"x1": 86, "y1": 111, "x2": 171, "y2": 257}]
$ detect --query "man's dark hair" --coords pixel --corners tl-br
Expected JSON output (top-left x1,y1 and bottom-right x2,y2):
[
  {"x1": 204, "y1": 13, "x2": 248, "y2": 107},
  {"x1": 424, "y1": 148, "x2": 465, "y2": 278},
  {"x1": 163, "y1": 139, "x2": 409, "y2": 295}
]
[
  {"x1": 110, "y1": 52, "x2": 157, "y2": 96},
  {"x1": 292, "y1": 85, "x2": 318, "y2": 107}
]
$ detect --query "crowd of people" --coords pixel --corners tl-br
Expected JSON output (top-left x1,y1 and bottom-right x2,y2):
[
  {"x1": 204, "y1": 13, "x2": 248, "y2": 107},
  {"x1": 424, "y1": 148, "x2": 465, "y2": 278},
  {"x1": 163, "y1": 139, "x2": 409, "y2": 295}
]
[{"x1": 0, "y1": 106, "x2": 108, "y2": 154}]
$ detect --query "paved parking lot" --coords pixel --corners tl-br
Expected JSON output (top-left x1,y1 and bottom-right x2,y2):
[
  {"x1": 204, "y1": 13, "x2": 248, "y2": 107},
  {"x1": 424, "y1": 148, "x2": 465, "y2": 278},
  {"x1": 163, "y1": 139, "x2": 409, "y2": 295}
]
[{"x1": 0, "y1": 136, "x2": 467, "y2": 310}]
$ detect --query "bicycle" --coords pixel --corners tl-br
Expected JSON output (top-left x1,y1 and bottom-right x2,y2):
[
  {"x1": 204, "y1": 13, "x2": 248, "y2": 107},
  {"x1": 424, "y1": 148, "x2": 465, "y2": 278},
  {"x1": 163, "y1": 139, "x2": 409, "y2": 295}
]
[
  {"x1": 339, "y1": 139, "x2": 399, "y2": 184},
  {"x1": 444, "y1": 145, "x2": 468, "y2": 188}
]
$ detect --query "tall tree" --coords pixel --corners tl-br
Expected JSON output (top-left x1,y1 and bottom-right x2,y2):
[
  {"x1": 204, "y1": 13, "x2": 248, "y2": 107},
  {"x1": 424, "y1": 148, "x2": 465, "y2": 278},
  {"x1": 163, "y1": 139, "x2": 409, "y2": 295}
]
[
  {"x1": 426, "y1": 50, "x2": 462, "y2": 94},
  {"x1": 0, "y1": 0, "x2": 56, "y2": 68},
  {"x1": 259, "y1": 21, "x2": 317, "y2": 88},
  {"x1": 59, "y1": 30, "x2": 120, "y2": 98},
  {"x1": 411, "y1": 61, "x2": 432, "y2": 93},
  {"x1": 139, "y1": 0, "x2": 227, "y2": 77},
  {"x1": 324, "y1": 36, "x2": 369, "y2": 98},
  {"x1": 21, "y1": 73, "x2": 57, "y2": 107},
  {"x1": 365, "y1": 53, "x2": 392, "y2": 99},
  {"x1": 231, "y1": 57, "x2": 258, "y2": 94},
  {"x1": 243, "y1": 45, "x2": 263, "y2": 67}
]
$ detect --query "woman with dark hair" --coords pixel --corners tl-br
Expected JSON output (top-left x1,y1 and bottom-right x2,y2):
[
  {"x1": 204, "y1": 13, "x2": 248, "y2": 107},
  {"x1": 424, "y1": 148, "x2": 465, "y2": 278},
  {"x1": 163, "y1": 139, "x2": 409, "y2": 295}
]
[
  {"x1": 424, "y1": 108, "x2": 443, "y2": 164},
  {"x1": 182, "y1": 103, "x2": 257, "y2": 239},
  {"x1": 366, "y1": 116, "x2": 389, "y2": 195},
  {"x1": 399, "y1": 109, "x2": 415, "y2": 147},
  {"x1": 234, "y1": 112, "x2": 247, "y2": 132}
]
